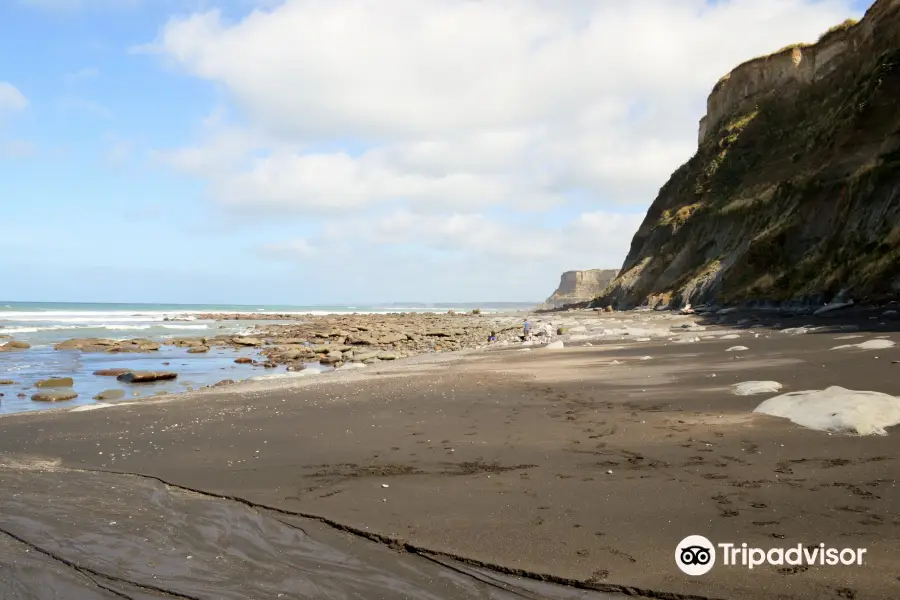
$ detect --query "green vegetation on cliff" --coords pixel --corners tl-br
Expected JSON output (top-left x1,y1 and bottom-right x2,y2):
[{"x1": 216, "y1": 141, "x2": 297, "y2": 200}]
[{"x1": 599, "y1": 0, "x2": 900, "y2": 308}]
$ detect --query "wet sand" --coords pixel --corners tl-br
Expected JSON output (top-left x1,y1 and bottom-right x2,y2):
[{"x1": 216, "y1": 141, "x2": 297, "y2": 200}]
[{"x1": 1, "y1": 310, "x2": 899, "y2": 599}]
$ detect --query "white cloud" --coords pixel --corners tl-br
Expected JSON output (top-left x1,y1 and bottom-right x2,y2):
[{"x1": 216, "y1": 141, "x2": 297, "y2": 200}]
[
  {"x1": 0, "y1": 82, "x2": 29, "y2": 112},
  {"x1": 144, "y1": 0, "x2": 862, "y2": 298}
]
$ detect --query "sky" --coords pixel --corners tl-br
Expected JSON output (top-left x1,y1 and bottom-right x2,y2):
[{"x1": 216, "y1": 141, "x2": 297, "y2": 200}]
[{"x1": 0, "y1": 0, "x2": 875, "y2": 304}]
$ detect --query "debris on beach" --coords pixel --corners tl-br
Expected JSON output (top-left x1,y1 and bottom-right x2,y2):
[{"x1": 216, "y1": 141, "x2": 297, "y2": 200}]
[
  {"x1": 544, "y1": 341, "x2": 565, "y2": 350},
  {"x1": 733, "y1": 381, "x2": 782, "y2": 396},
  {"x1": 831, "y1": 339, "x2": 895, "y2": 351},
  {"x1": 753, "y1": 386, "x2": 900, "y2": 435},
  {"x1": 726, "y1": 346, "x2": 749, "y2": 352}
]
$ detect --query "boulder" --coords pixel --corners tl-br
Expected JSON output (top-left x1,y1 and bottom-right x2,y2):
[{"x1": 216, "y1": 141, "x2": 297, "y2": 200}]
[
  {"x1": 234, "y1": 357, "x2": 254, "y2": 364},
  {"x1": 0, "y1": 340, "x2": 31, "y2": 352},
  {"x1": 377, "y1": 333, "x2": 409, "y2": 344},
  {"x1": 232, "y1": 337, "x2": 264, "y2": 346},
  {"x1": 286, "y1": 364, "x2": 306, "y2": 372},
  {"x1": 167, "y1": 337, "x2": 207, "y2": 347},
  {"x1": 0, "y1": 379, "x2": 15, "y2": 385},
  {"x1": 32, "y1": 390, "x2": 78, "y2": 402},
  {"x1": 187, "y1": 345, "x2": 210, "y2": 353},
  {"x1": 376, "y1": 352, "x2": 399, "y2": 360},
  {"x1": 110, "y1": 339, "x2": 161, "y2": 353},
  {"x1": 213, "y1": 379, "x2": 235, "y2": 387},
  {"x1": 116, "y1": 371, "x2": 178, "y2": 383},
  {"x1": 93, "y1": 368, "x2": 132, "y2": 377},
  {"x1": 35, "y1": 377, "x2": 75, "y2": 388},
  {"x1": 93, "y1": 389, "x2": 126, "y2": 401},
  {"x1": 319, "y1": 355, "x2": 343, "y2": 365}
]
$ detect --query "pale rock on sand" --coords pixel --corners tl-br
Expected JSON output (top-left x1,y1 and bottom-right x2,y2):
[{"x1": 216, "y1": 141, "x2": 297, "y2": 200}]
[
  {"x1": 831, "y1": 339, "x2": 896, "y2": 351},
  {"x1": 781, "y1": 326, "x2": 816, "y2": 335},
  {"x1": 834, "y1": 334, "x2": 865, "y2": 340},
  {"x1": 336, "y1": 362, "x2": 367, "y2": 371},
  {"x1": 544, "y1": 341, "x2": 565, "y2": 350},
  {"x1": 720, "y1": 334, "x2": 741, "y2": 340},
  {"x1": 726, "y1": 346, "x2": 749, "y2": 352},
  {"x1": 674, "y1": 336, "x2": 701, "y2": 344},
  {"x1": 71, "y1": 403, "x2": 114, "y2": 412},
  {"x1": 753, "y1": 386, "x2": 900, "y2": 435},
  {"x1": 733, "y1": 381, "x2": 782, "y2": 396},
  {"x1": 639, "y1": 356, "x2": 652, "y2": 360}
]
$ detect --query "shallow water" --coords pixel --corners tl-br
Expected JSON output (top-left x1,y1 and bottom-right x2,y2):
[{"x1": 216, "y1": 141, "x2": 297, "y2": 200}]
[
  {"x1": 0, "y1": 345, "x2": 326, "y2": 415},
  {"x1": 0, "y1": 465, "x2": 616, "y2": 599}
]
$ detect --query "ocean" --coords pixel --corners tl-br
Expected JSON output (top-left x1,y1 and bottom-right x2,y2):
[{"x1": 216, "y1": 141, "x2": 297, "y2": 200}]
[{"x1": 0, "y1": 301, "x2": 533, "y2": 415}]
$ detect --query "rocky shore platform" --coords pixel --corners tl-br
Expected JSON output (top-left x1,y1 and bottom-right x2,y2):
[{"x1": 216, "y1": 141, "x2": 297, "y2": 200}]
[{"x1": 1, "y1": 306, "x2": 899, "y2": 599}]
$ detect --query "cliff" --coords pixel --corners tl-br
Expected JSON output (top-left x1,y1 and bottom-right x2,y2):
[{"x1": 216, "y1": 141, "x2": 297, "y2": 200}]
[
  {"x1": 543, "y1": 269, "x2": 619, "y2": 308},
  {"x1": 598, "y1": 0, "x2": 900, "y2": 309}
]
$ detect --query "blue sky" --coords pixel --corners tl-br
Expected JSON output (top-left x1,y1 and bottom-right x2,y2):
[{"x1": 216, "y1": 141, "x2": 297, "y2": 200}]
[{"x1": 0, "y1": 0, "x2": 874, "y2": 304}]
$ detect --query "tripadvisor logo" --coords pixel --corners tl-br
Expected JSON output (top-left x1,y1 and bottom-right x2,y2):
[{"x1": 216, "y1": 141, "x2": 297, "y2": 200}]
[{"x1": 675, "y1": 535, "x2": 867, "y2": 576}]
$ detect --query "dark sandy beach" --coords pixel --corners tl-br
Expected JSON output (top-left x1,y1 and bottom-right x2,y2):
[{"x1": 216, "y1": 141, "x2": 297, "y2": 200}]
[{"x1": 1, "y1": 309, "x2": 899, "y2": 599}]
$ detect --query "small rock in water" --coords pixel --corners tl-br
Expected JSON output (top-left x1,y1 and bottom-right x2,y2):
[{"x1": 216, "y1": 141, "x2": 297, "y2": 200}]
[
  {"x1": 93, "y1": 389, "x2": 126, "y2": 401},
  {"x1": 32, "y1": 389, "x2": 78, "y2": 402},
  {"x1": 35, "y1": 377, "x2": 74, "y2": 388},
  {"x1": 93, "y1": 369, "x2": 131, "y2": 377},
  {"x1": 117, "y1": 371, "x2": 178, "y2": 383}
]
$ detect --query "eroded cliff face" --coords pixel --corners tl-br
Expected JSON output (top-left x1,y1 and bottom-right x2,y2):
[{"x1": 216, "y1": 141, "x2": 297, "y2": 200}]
[
  {"x1": 544, "y1": 269, "x2": 618, "y2": 308},
  {"x1": 600, "y1": 0, "x2": 900, "y2": 309}
]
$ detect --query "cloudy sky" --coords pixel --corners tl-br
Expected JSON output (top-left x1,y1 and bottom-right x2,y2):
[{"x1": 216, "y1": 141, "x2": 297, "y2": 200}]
[{"x1": 0, "y1": 0, "x2": 873, "y2": 304}]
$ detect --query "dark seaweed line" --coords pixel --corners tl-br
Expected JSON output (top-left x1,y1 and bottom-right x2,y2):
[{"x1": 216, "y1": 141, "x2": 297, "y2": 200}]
[
  {"x1": 75, "y1": 466, "x2": 729, "y2": 600},
  {"x1": 0, "y1": 525, "x2": 198, "y2": 600}
]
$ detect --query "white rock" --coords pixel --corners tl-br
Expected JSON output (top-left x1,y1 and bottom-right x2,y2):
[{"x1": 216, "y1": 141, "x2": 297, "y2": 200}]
[
  {"x1": 753, "y1": 386, "x2": 900, "y2": 435},
  {"x1": 639, "y1": 356, "x2": 652, "y2": 361},
  {"x1": 831, "y1": 339, "x2": 896, "y2": 351},
  {"x1": 544, "y1": 341, "x2": 565, "y2": 350},
  {"x1": 733, "y1": 381, "x2": 782, "y2": 396},
  {"x1": 726, "y1": 346, "x2": 749, "y2": 352},
  {"x1": 813, "y1": 300, "x2": 854, "y2": 316},
  {"x1": 336, "y1": 362, "x2": 368, "y2": 371},
  {"x1": 781, "y1": 326, "x2": 815, "y2": 335},
  {"x1": 381, "y1": 484, "x2": 390, "y2": 488},
  {"x1": 720, "y1": 334, "x2": 741, "y2": 340}
]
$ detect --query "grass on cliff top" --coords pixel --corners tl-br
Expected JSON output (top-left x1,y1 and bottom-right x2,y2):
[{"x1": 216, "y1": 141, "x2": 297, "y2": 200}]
[
  {"x1": 725, "y1": 17, "x2": 860, "y2": 76},
  {"x1": 819, "y1": 18, "x2": 859, "y2": 43}
]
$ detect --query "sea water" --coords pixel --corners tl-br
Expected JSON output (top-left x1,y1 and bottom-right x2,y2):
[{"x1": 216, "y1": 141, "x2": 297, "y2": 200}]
[{"x1": 0, "y1": 301, "x2": 531, "y2": 415}]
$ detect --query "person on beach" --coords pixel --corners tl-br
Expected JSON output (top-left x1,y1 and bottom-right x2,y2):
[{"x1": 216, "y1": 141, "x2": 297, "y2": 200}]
[{"x1": 523, "y1": 319, "x2": 532, "y2": 341}]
